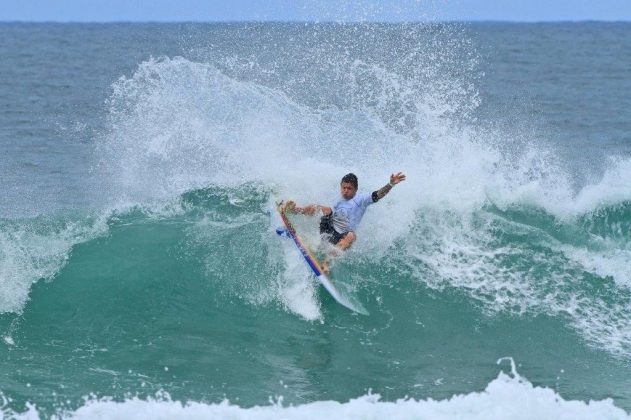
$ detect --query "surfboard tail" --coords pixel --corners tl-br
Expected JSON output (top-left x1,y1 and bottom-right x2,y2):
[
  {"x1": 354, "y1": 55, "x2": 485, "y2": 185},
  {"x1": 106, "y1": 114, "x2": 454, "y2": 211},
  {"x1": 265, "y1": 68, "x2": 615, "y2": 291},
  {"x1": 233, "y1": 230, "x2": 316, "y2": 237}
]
[{"x1": 317, "y1": 274, "x2": 369, "y2": 315}]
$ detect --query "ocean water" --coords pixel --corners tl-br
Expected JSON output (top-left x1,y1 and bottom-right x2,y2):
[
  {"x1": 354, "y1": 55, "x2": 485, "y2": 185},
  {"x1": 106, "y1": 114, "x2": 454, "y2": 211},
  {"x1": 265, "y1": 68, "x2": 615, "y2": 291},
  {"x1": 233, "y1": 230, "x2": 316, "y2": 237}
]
[{"x1": 1, "y1": 21, "x2": 631, "y2": 419}]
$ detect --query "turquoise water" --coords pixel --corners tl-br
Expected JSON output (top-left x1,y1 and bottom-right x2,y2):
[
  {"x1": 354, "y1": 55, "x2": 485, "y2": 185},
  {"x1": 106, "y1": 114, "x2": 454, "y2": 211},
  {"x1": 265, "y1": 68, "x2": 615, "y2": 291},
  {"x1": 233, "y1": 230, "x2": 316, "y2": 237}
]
[{"x1": 1, "y1": 22, "x2": 631, "y2": 418}]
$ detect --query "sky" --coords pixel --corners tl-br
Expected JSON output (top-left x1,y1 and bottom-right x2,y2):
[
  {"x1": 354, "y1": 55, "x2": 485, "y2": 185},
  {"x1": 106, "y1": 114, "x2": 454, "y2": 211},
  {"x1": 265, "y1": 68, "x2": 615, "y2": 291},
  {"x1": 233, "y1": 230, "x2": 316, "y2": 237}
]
[{"x1": 1, "y1": 0, "x2": 630, "y2": 22}]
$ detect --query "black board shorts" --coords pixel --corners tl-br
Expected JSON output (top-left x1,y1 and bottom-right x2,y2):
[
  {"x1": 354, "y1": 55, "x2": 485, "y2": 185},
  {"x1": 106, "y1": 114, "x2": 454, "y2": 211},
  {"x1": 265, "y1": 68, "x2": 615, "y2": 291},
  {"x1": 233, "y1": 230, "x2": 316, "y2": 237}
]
[{"x1": 319, "y1": 214, "x2": 349, "y2": 245}]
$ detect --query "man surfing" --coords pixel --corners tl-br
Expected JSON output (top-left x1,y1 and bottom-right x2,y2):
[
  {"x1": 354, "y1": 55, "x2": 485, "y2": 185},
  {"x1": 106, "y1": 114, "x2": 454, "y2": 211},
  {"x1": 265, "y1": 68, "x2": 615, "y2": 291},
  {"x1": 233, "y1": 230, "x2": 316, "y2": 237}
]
[{"x1": 281, "y1": 172, "x2": 406, "y2": 273}]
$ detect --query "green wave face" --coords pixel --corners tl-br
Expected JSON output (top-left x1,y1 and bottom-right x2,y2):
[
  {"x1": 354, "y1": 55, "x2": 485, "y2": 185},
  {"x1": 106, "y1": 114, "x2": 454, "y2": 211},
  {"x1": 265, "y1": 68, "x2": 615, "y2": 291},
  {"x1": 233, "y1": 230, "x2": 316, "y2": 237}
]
[{"x1": 2, "y1": 185, "x2": 631, "y2": 415}]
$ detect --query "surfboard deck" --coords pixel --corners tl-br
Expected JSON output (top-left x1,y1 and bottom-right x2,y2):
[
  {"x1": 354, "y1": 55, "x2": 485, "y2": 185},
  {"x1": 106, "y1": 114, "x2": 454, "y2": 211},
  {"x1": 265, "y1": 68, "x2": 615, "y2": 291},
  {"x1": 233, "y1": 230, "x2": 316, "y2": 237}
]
[{"x1": 275, "y1": 201, "x2": 368, "y2": 315}]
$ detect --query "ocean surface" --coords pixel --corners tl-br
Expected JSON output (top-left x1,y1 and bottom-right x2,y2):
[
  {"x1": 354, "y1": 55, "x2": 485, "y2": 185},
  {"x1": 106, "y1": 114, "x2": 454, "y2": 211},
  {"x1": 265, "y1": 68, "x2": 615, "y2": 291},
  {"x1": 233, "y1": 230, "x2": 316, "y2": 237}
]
[{"x1": 1, "y1": 21, "x2": 631, "y2": 419}]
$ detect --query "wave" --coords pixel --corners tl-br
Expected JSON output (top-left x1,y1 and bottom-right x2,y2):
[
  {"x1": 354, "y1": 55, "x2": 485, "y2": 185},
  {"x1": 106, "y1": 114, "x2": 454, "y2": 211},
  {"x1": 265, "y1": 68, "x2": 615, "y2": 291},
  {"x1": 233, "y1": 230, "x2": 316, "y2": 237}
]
[
  {"x1": 3, "y1": 184, "x2": 631, "y2": 357},
  {"x1": 3, "y1": 359, "x2": 628, "y2": 419}
]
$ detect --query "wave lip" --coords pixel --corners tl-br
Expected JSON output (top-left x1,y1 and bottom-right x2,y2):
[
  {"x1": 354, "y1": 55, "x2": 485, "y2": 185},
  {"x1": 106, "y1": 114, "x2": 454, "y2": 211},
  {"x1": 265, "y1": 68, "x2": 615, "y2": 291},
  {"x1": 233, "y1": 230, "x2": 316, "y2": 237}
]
[{"x1": 0, "y1": 214, "x2": 109, "y2": 314}]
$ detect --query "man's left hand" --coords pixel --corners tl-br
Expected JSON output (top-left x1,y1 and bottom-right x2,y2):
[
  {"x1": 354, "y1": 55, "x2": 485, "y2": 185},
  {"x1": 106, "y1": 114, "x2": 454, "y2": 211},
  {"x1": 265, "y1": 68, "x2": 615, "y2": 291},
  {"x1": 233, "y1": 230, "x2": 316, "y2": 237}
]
[{"x1": 390, "y1": 172, "x2": 406, "y2": 186}]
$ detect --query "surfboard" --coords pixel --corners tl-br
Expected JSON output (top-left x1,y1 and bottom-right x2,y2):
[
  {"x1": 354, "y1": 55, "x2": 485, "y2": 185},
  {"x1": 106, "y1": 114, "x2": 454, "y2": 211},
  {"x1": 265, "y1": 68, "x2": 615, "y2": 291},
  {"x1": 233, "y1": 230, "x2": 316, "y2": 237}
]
[{"x1": 275, "y1": 201, "x2": 368, "y2": 315}]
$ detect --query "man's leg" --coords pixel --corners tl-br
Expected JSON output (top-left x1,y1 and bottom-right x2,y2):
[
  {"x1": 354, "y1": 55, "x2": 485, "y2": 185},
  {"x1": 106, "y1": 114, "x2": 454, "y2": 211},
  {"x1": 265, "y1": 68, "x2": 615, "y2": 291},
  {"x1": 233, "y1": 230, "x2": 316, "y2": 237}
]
[
  {"x1": 336, "y1": 232, "x2": 356, "y2": 251},
  {"x1": 321, "y1": 232, "x2": 356, "y2": 275}
]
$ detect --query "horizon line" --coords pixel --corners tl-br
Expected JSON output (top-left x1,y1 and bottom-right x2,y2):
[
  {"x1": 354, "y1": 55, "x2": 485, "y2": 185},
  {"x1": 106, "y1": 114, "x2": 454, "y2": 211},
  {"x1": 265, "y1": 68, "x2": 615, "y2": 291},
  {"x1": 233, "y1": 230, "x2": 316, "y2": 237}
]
[{"x1": 1, "y1": 19, "x2": 630, "y2": 24}]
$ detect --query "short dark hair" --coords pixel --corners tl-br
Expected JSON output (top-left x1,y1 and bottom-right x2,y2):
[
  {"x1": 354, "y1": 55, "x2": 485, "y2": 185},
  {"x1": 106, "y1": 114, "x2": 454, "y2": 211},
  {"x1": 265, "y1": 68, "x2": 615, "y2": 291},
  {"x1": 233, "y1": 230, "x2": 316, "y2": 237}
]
[{"x1": 341, "y1": 173, "x2": 358, "y2": 189}]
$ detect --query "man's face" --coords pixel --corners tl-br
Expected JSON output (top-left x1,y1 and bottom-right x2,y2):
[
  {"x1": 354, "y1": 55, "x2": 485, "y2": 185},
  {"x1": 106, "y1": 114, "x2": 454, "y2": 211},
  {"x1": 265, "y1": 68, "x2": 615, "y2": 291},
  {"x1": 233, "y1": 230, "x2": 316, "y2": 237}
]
[{"x1": 340, "y1": 182, "x2": 357, "y2": 200}]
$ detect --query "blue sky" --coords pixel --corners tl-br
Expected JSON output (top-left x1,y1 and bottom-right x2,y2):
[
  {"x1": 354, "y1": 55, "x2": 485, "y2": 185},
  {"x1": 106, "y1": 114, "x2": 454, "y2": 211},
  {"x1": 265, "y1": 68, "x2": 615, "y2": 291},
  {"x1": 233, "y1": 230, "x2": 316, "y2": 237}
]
[{"x1": 1, "y1": 0, "x2": 630, "y2": 22}]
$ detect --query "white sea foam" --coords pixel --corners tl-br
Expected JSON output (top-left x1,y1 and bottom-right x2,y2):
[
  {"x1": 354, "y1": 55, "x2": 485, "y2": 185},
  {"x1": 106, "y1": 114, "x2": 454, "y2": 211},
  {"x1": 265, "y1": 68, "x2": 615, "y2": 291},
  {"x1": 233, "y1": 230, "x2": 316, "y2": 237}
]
[
  {"x1": 99, "y1": 53, "x2": 479, "y2": 219},
  {"x1": 277, "y1": 244, "x2": 321, "y2": 321},
  {"x1": 2, "y1": 359, "x2": 628, "y2": 420},
  {"x1": 562, "y1": 245, "x2": 631, "y2": 288},
  {"x1": 393, "y1": 204, "x2": 631, "y2": 356},
  {"x1": 271, "y1": 203, "x2": 322, "y2": 320},
  {"x1": 571, "y1": 157, "x2": 631, "y2": 216}
]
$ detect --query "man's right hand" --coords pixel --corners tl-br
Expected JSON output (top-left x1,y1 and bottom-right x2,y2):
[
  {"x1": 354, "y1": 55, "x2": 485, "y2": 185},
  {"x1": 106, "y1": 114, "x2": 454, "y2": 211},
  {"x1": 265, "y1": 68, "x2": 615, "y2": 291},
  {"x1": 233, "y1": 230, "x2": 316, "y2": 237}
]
[{"x1": 283, "y1": 201, "x2": 297, "y2": 213}]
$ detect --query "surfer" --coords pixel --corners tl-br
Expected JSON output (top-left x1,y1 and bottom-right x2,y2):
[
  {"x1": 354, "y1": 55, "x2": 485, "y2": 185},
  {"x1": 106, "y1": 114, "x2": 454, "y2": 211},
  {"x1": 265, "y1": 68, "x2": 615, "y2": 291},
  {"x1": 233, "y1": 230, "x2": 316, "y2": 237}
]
[{"x1": 282, "y1": 172, "x2": 406, "y2": 273}]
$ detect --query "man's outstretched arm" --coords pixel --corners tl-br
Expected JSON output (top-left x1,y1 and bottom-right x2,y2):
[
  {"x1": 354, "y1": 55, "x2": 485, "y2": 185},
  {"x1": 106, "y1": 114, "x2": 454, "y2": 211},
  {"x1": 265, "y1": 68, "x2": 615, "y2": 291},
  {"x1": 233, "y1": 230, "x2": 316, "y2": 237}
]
[
  {"x1": 283, "y1": 201, "x2": 332, "y2": 216},
  {"x1": 372, "y1": 172, "x2": 406, "y2": 202}
]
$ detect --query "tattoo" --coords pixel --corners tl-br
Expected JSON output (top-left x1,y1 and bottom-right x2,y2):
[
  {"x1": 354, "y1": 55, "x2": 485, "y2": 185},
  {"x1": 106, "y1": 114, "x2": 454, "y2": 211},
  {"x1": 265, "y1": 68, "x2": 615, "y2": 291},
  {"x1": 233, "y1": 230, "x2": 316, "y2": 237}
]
[{"x1": 372, "y1": 183, "x2": 393, "y2": 202}]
